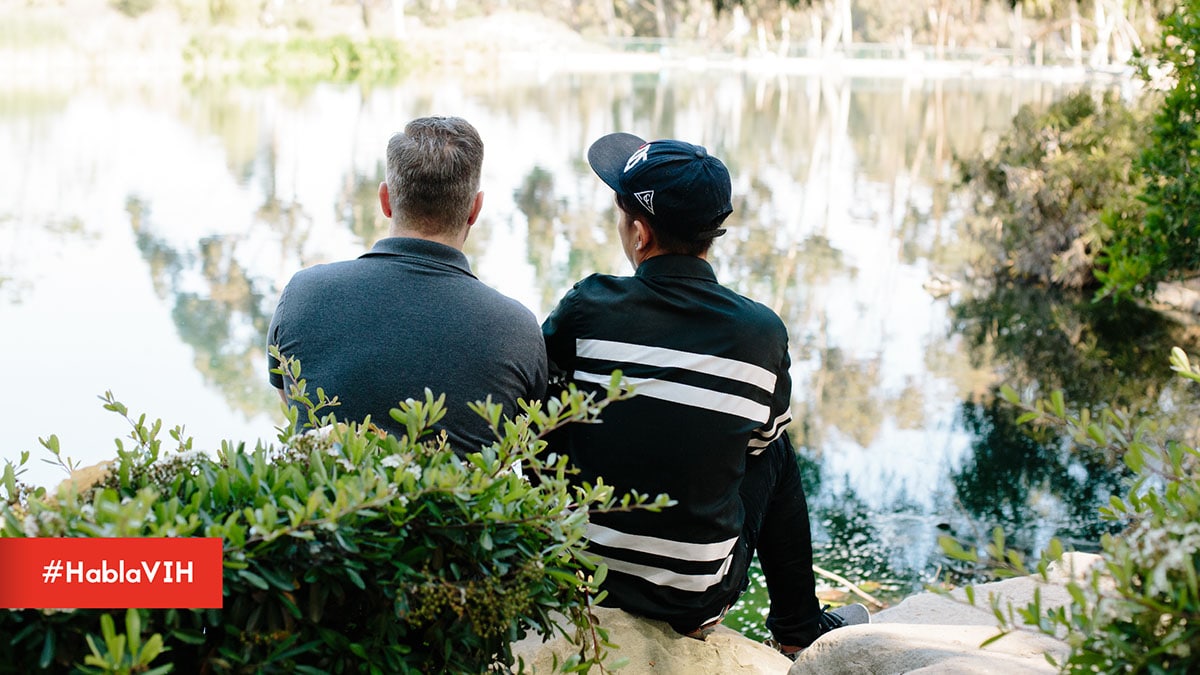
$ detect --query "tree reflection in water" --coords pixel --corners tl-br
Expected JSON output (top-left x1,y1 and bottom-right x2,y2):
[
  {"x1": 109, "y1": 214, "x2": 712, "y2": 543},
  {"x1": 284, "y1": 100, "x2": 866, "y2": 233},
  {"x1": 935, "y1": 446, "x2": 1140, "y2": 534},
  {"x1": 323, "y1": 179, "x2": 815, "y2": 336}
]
[
  {"x1": 127, "y1": 198, "x2": 282, "y2": 420},
  {"x1": 939, "y1": 284, "x2": 1200, "y2": 581}
]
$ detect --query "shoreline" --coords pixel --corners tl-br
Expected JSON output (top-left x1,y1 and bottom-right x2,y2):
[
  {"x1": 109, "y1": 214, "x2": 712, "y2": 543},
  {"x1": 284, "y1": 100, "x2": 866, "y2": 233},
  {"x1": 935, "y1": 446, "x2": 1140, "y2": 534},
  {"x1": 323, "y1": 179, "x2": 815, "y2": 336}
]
[
  {"x1": 0, "y1": 47, "x2": 1137, "y2": 90},
  {"x1": 0, "y1": 6, "x2": 1138, "y2": 88}
]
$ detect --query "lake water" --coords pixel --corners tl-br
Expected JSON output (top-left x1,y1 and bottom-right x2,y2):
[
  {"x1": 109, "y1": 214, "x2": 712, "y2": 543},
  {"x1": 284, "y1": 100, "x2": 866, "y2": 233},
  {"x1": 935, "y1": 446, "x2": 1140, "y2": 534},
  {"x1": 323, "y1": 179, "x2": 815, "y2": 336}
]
[{"x1": 4, "y1": 65, "x2": 1193, "y2": 623}]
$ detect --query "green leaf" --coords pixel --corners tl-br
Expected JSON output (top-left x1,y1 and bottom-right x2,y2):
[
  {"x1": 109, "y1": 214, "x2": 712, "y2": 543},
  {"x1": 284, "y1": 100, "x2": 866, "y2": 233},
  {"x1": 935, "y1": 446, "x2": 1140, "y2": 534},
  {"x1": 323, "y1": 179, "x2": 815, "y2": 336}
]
[
  {"x1": 1049, "y1": 390, "x2": 1066, "y2": 417},
  {"x1": 979, "y1": 630, "x2": 1011, "y2": 648},
  {"x1": 39, "y1": 629, "x2": 55, "y2": 669},
  {"x1": 1014, "y1": 411, "x2": 1040, "y2": 425},
  {"x1": 138, "y1": 634, "x2": 165, "y2": 667},
  {"x1": 240, "y1": 569, "x2": 270, "y2": 590},
  {"x1": 126, "y1": 608, "x2": 142, "y2": 656},
  {"x1": 170, "y1": 629, "x2": 206, "y2": 646}
]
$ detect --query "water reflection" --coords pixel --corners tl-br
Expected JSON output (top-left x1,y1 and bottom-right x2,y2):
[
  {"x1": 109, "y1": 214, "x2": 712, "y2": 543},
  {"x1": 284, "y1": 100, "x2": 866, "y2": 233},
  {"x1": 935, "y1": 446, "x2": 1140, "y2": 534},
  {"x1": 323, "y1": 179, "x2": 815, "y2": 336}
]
[
  {"x1": 3, "y1": 69, "x2": 1186, "y2": 610},
  {"x1": 952, "y1": 397, "x2": 1124, "y2": 551},
  {"x1": 953, "y1": 285, "x2": 1200, "y2": 409},
  {"x1": 936, "y1": 283, "x2": 1200, "y2": 567},
  {"x1": 127, "y1": 196, "x2": 279, "y2": 418}
]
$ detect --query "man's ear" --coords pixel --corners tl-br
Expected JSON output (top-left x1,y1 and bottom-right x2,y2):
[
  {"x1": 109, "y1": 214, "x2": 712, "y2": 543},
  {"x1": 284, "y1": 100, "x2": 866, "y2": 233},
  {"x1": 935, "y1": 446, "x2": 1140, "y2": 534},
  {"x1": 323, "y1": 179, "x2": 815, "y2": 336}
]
[
  {"x1": 467, "y1": 191, "x2": 484, "y2": 226},
  {"x1": 378, "y1": 182, "x2": 392, "y2": 219},
  {"x1": 633, "y1": 217, "x2": 654, "y2": 250}
]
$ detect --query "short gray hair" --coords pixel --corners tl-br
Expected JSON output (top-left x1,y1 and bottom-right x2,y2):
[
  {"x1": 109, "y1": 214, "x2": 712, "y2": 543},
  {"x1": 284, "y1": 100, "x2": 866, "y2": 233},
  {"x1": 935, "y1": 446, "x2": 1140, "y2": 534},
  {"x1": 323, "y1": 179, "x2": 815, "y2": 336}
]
[{"x1": 385, "y1": 116, "x2": 484, "y2": 236}]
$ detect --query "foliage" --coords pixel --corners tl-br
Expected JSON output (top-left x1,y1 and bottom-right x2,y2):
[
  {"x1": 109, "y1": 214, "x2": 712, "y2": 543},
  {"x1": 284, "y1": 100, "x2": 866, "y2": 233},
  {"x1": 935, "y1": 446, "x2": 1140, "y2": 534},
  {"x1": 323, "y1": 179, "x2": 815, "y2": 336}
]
[
  {"x1": 110, "y1": 0, "x2": 156, "y2": 19},
  {"x1": 959, "y1": 90, "x2": 1147, "y2": 289},
  {"x1": 0, "y1": 352, "x2": 670, "y2": 674},
  {"x1": 182, "y1": 35, "x2": 413, "y2": 83},
  {"x1": 938, "y1": 348, "x2": 1200, "y2": 673},
  {"x1": 1098, "y1": 0, "x2": 1200, "y2": 300}
]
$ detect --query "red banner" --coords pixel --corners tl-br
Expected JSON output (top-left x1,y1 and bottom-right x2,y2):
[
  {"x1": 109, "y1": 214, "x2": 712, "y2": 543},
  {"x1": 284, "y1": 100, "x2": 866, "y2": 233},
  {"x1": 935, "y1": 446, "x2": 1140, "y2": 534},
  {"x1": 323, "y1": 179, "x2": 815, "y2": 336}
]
[{"x1": 0, "y1": 538, "x2": 223, "y2": 608}]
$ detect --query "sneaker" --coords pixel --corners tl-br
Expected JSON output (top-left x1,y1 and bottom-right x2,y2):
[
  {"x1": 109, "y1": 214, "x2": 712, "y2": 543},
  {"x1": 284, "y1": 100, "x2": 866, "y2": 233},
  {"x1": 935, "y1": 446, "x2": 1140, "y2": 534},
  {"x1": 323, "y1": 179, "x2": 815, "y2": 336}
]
[
  {"x1": 766, "y1": 603, "x2": 871, "y2": 661},
  {"x1": 817, "y1": 602, "x2": 871, "y2": 635}
]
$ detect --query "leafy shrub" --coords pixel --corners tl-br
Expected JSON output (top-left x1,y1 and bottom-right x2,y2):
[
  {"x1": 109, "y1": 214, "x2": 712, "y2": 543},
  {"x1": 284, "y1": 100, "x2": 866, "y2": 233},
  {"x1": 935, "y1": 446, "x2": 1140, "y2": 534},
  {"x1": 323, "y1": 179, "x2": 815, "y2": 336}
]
[
  {"x1": 959, "y1": 90, "x2": 1147, "y2": 289},
  {"x1": 0, "y1": 354, "x2": 666, "y2": 673},
  {"x1": 940, "y1": 348, "x2": 1200, "y2": 673},
  {"x1": 1098, "y1": 0, "x2": 1200, "y2": 300}
]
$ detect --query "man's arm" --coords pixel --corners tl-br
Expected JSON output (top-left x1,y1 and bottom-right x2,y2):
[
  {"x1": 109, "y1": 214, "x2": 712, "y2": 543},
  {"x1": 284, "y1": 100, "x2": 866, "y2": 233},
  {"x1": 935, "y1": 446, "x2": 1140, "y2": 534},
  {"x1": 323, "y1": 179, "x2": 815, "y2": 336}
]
[
  {"x1": 266, "y1": 283, "x2": 290, "y2": 397},
  {"x1": 747, "y1": 335, "x2": 792, "y2": 455},
  {"x1": 540, "y1": 287, "x2": 580, "y2": 400}
]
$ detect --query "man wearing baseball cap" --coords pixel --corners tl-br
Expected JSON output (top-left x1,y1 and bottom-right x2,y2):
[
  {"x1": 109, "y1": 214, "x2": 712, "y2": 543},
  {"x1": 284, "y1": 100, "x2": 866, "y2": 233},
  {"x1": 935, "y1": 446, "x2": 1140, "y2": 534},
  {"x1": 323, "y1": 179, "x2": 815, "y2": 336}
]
[{"x1": 542, "y1": 133, "x2": 869, "y2": 658}]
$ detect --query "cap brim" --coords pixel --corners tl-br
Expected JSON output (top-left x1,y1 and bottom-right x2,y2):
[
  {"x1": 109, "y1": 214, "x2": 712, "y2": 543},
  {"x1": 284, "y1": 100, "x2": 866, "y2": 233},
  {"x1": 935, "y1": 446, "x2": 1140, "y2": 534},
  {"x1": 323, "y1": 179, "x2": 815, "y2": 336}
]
[{"x1": 587, "y1": 132, "x2": 647, "y2": 194}]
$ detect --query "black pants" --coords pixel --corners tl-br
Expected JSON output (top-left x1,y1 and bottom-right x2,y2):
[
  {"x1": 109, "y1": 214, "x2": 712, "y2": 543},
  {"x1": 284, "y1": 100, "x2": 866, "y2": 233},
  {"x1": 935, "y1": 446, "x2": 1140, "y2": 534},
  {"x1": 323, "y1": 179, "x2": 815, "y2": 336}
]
[{"x1": 731, "y1": 433, "x2": 824, "y2": 646}]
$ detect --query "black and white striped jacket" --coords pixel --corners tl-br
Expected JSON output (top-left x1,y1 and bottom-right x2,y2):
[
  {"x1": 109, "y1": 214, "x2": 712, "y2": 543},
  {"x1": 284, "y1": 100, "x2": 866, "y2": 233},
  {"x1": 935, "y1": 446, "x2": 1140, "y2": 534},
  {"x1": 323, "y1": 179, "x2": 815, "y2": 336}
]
[{"x1": 542, "y1": 254, "x2": 791, "y2": 629}]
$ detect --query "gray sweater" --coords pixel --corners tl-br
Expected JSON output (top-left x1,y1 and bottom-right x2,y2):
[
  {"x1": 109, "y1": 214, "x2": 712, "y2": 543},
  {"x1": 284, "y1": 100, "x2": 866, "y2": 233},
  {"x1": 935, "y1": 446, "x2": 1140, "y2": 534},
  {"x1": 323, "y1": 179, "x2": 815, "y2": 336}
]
[{"x1": 268, "y1": 237, "x2": 547, "y2": 454}]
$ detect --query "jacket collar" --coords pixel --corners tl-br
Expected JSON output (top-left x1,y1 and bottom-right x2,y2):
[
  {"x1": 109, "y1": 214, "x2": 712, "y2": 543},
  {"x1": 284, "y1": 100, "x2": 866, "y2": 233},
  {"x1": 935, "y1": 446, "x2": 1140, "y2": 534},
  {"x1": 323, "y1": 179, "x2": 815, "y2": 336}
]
[
  {"x1": 634, "y1": 254, "x2": 718, "y2": 282},
  {"x1": 359, "y1": 237, "x2": 475, "y2": 277}
]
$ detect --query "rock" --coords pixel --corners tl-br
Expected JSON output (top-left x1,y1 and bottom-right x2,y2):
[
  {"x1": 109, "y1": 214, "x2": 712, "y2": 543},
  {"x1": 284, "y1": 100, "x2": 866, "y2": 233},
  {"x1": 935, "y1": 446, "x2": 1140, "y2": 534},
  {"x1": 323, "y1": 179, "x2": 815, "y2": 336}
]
[
  {"x1": 788, "y1": 552, "x2": 1101, "y2": 675},
  {"x1": 788, "y1": 623, "x2": 1065, "y2": 674},
  {"x1": 1153, "y1": 280, "x2": 1200, "y2": 316},
  {"x1": 512, "y1": 553, "x2": 1103, "y2": 674},
  {"x1": 511, "y1": 606, "x2": 793, "y2": 674},
  {"x1": 54, "y1": 461, "x2": 111, "y2": 496}
]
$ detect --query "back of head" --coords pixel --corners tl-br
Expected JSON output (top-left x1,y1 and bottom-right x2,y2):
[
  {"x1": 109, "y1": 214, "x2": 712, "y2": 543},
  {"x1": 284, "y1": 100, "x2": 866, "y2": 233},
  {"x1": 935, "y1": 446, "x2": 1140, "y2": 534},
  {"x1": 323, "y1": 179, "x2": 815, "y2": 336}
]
[
  {"x1": 587, "y1": 133, "x2": 733, "y2": 255},
  {"x1": 386, "y1": 117, "x2": 483, "y2": 237}
]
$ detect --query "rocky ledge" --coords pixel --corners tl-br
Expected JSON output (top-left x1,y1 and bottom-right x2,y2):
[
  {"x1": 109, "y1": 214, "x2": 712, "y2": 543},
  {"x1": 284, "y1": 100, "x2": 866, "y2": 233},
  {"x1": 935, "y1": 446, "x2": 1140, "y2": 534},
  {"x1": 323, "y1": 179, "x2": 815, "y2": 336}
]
[{"x1": 514, "y1": 552, "x2": 1102, "y2": 674}]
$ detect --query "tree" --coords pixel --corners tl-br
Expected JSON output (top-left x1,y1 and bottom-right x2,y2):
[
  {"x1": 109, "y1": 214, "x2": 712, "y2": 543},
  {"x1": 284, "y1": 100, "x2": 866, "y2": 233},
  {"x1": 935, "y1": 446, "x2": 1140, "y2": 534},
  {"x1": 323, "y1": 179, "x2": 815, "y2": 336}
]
[
  {"x1": 1098, "y1": 0, "x2": 1200, "y2": 299},
  {"x1": 959, "y1": 91, "x2": 1147, "y2": 289}
]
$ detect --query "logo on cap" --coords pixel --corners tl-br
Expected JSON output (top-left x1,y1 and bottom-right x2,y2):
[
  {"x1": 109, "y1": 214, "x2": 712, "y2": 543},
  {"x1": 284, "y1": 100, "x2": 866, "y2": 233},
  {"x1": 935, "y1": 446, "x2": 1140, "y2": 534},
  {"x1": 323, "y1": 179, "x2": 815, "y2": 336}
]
[
  {"x1": 624, "y1": 144, "x2": 651, "y2": 172},
  {"x1": 634, "y1": 190, "x2": 655, "y2": 214}
]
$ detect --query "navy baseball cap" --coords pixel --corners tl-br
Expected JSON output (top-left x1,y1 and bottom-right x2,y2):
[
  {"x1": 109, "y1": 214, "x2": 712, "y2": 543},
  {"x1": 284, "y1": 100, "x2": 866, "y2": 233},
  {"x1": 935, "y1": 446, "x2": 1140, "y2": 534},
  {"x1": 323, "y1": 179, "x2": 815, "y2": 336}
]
[{"x1": 587, "y1": 132, "x2": 732, "y2": 240}]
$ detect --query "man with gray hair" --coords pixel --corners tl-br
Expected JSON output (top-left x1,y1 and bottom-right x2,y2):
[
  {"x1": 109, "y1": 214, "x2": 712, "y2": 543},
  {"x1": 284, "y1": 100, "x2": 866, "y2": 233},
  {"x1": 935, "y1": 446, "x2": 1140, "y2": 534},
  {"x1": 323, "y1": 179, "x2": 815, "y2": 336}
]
[{"x1": 267, "y1": 116, "x2": 547, "y2": 453}]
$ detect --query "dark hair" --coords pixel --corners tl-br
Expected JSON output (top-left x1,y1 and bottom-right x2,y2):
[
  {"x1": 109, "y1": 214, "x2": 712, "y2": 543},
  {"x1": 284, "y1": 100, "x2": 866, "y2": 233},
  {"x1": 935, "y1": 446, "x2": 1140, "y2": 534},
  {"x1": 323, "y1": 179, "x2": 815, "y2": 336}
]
[
  {"x1": 616, "y1": 194, "x2": 715, "y2": 257},
  {"x1": 385, "y1": 116, "x2": 484, "y2": 236}
]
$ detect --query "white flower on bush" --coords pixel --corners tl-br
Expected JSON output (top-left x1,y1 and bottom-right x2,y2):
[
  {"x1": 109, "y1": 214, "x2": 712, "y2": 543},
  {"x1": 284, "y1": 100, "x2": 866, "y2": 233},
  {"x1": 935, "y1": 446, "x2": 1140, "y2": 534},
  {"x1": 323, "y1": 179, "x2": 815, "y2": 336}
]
[
  {"x1": 381, "y1": 455, "x2": 403, "y2": 469},
  {"x1": 405, "y1": 465, "x2": 422, "y2": 481},
  {"x1": 143, "y1": 450, "x2": 210, "y2": 483},
  {"x1": 23, "y1": 510, "x2": 64, "y2": 537},
  {"x1": 1127, "y1": 519, "x2": 1200, "y2": 599}
]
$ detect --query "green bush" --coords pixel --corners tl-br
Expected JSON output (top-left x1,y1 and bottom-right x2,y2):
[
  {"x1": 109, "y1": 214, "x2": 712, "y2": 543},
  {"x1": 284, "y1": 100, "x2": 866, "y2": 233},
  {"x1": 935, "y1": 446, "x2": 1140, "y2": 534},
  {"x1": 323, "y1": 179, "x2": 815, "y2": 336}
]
[
  {"x1": 959, "y1": 90, "x2": 1147, "y2": 289},
  {"x1": 940, "y1": 348, "x2": 1200, "y2": 673},
  {"x1": 962, "y1": 1, "x2": 1200, "y2": 301},
  {"x1": 1098, "y1": 0, "x2": 1200, "y2": 300},
  {"x1": 0, "y1": 354, "x2": 666, "y2": 673}
]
